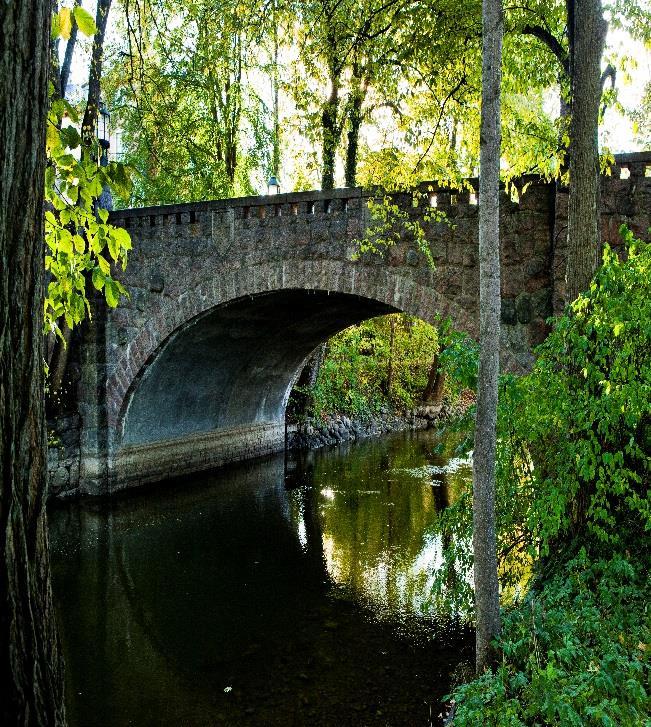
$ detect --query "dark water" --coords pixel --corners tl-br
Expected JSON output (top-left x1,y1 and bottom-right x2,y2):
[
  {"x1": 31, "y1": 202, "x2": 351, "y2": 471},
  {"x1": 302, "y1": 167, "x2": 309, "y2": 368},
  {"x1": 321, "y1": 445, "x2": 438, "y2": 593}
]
[{"x1": 49, "y1": 428, "x2": 474, "y2": 727}]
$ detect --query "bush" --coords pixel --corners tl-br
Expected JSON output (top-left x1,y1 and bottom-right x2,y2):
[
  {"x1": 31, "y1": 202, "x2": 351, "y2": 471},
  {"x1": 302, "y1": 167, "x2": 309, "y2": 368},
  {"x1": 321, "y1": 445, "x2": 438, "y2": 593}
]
[
  {"x1": 451, "y1": 552, "x2": 651, "y2": 726},
  {"x1": 503, "y1": 229, "x2": 650, "y2": 551},
  {"x1": 436, "y1": 230, "x2": 651, "y2": 723}
]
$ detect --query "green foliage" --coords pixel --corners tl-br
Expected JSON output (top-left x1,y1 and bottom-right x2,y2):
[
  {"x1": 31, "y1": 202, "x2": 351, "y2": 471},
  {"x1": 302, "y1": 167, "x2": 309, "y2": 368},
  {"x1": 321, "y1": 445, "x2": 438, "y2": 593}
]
[
  {"x1": 437, "y1": 323, "x2": 479, "y2": 393},
  {"x1": 104, "y1": 0, "x2": 271, "y2": 205},
  {"x1": 433, "y1": 228, "x2": 651, "y2": 724},
  {"x1": 45, "y1": 92, "x2": 133, "y2": 334},
  {"x1": 305, "y1": 314, "x2": 439, "y2": 419},
  {"x1": 451, "y1": 551, "x2": 651, "y2": 726},
  {"x1": 354, "y1": 192, "x2": 449, "y2": 267},
  {"x1": 436, "y1": 230, "x2": 650, "y2": 595},
  {"x1": 510, "y1": 229, "x2": 650, "y2": 549}
]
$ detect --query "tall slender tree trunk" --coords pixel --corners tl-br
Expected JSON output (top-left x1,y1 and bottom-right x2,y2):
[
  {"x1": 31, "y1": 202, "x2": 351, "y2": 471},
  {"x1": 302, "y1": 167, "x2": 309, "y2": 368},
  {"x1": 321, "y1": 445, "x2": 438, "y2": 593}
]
[
  {"x1": 344, "y1": 66, "x2": 367, "y2": 188},
  {"x1": 80, "y1": 0, "x2": 112, "y2": 150},
  {"x1": 271, "y1": 0, "x2": 280, "y2": 179},
  {"x1": 0, "y1": 1, "x2": 67, "y2": 723},
  {"x1": 60, "y1": 0, "x2": 83, "y2": 97},
  {"x1": 385, "y1": 317, "x2": 396, "y2": 397},
  {"x1": 321, "y1": 73, "x2": 340, "y2": 190},
  {"x1": 565, "y1": 0, "x2": 606, "y2": 301},
  {"x1": 472, "y1": 0, "x2": 503, "y2": 675}
]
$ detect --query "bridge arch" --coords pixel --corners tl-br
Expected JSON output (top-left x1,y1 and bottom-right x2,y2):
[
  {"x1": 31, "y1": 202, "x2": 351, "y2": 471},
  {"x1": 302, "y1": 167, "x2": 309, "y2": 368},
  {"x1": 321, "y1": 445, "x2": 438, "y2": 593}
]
[
  {"x1": 108, "y1": 258, "x2": 475, "y2": 433},
  {"x1": 107, "y1": 259, "x2": 474, "y2": 489}
]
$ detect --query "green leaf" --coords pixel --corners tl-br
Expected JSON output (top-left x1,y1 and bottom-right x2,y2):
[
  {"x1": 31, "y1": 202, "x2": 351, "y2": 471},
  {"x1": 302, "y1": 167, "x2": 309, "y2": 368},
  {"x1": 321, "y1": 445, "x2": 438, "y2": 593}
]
[
  {"x1": 58, "y1": 229, "x2": 73, "y2": 255},
  {"x1": 91, "y1": 267, "x2": 105, "y2": 291},
  {"x1": 74, "y1": 5, "x2": 97, "y2": 36},
  {"x1": 112, "y1": 226, "x2": 132, "y2": 251},
  {"x1": 60, "y1": 125, "x2": 81, "y2": 150},
  {"x1": 96, "y1": 255, "x2": 111, "y2": 275},
  {"x1": 104, "y1": 279, "x2": 119, "y2": 307}
]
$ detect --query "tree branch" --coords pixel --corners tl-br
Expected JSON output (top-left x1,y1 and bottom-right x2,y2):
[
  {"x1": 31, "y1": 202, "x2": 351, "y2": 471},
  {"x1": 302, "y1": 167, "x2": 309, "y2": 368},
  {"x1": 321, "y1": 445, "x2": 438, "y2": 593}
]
[{"x1": 522, "y1": 24, "x2": 569, "y2": 77}]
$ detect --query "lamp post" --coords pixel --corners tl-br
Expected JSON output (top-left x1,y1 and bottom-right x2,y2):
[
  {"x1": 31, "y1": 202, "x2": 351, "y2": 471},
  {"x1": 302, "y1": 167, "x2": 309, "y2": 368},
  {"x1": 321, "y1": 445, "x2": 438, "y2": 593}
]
[
  {"x1": 267, "y1": 175, "x2": 280, "y2": 195},
  {"x1": 98, "y1": 101, "x2": 111, "y2": 167}
]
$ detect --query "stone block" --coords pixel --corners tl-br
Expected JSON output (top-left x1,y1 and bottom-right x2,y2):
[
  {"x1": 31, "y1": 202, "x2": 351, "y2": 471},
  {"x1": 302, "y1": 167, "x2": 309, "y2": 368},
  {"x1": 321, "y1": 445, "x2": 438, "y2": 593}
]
[
  {"x1": 515, "y1": 292, "x2": 533, "y2": 324},
  {"x1": 501, "y1": 297, "x2": 517, "y2": 325},
  {"x1": 531, "y1": 287, "x2": 552, "y2": 318}
]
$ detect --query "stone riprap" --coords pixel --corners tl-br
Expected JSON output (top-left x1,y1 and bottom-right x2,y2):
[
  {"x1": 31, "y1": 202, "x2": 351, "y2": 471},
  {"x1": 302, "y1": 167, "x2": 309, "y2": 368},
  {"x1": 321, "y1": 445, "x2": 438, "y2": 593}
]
[{"x1": 56, "y1": 152, "x2": 649, "y2": 497}]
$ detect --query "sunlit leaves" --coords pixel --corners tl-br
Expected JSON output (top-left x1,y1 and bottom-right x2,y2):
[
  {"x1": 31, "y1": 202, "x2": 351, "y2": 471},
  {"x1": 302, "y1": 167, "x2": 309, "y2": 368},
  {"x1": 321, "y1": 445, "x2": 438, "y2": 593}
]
[
  {"x1": 303, "y1": 314, "x2": 440, "y2": 419},
  {"x1": 58, "y1": 7, "x2": 73, "y2": 40},
  {"x1": 45, "y1": 94, "x2": 133, "y2": 335},
  {"x1": 53, "y1": 3, "x2": 97, "y2": 40}
]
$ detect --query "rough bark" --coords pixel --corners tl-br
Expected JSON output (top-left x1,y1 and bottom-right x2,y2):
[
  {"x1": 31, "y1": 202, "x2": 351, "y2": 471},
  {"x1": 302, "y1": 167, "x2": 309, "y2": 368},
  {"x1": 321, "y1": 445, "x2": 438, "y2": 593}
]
[
  {"x1": 80, "y1": 0, "x2": 112, "y2": 150},
  {"x1": 472, "y1": 0, "x2": 503, "y2": 675},
  {"x1": 422, "y1": 354, "x2": 446, "y2": 405},
  {"x1": 565, "y1": 0, "x2": 606, "y2": 301},
  {"x1": 0, "y1": 1, "x2": 67, "y2": 724},
  {"x1": 344, "y1": 92, "x2": 363, "y2": 188},
  {"x1": 344, "y1": 63, "x2": 367, "y2": 188}
]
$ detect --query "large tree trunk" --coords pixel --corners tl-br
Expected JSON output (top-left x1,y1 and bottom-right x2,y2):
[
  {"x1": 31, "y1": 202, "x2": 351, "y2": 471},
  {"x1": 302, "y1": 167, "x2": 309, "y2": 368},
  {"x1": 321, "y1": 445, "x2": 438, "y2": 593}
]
[
  {"x1": 472, "y1": 0, "x2": 503, "y2": 675},
  {"x1": 0, "y1": 1, "x2": 67, "y2": 724},
  {"x1": 565, "y1": 0, "x2": 606, "y2": 301}
]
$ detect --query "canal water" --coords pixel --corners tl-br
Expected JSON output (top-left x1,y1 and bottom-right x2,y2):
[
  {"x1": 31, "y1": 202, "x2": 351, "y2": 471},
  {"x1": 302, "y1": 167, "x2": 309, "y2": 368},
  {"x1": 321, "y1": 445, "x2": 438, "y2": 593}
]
[{"x1": 49, "y1": 428, "x2": 474, "y2": 727}]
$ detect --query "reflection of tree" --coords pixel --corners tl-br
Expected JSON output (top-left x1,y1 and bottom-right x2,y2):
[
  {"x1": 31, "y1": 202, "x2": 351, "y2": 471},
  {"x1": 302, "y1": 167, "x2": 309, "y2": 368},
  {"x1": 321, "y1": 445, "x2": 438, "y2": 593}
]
[
  {"x1": 307, "y1": 432, "x2": 456, "y2": 616},
  {"x1": 301, "y1": 482, "x2": 330, "y2": 584}
]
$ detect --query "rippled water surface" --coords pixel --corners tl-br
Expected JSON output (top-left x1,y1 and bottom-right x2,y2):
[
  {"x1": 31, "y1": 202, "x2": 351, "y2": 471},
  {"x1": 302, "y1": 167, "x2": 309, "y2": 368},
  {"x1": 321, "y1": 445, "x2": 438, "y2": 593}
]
[{"x1": 50, "y1": 428, "x2": 474, "y2": 726}]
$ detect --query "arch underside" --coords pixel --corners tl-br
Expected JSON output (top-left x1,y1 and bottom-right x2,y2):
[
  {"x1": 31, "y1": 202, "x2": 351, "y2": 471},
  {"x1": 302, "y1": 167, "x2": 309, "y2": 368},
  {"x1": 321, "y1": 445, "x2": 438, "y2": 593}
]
[{"x1": 121, "y1": 290, "x2": 394, "y2": 446}]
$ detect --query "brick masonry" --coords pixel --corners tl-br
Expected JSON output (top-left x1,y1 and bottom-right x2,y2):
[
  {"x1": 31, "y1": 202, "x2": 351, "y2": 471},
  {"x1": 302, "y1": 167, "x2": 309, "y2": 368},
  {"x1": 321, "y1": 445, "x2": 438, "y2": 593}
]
[{"x1": 55, "y1": 152, "x2": 650, "y2": 497}]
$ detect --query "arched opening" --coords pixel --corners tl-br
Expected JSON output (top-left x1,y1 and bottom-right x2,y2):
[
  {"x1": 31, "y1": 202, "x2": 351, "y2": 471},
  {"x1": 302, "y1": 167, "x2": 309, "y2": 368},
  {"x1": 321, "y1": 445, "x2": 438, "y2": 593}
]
[{"x1": 120, "y1": 289, "x2": 397, "y2": 448}]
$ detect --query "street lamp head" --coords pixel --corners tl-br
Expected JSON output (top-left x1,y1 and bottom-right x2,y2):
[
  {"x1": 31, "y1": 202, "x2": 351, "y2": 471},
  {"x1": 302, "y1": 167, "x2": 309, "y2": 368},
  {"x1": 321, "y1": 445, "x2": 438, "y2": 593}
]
[
  {"x1": 98, "y1": 101, "x2": 111, "y2": 145},
  {"x1": 267, "y1": 175, "x2": 280, "y2": 195},
  {"x1": 97, "y1": 101, "x2": 111, "y2": 166}
]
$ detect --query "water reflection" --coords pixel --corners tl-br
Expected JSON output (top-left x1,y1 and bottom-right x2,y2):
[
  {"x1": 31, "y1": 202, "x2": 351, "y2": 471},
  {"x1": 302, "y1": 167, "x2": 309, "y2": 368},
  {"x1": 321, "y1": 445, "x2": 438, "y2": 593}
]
[
  {"x1": 286, "y1": 436, "x2": 472, "y2": 624},
  {"x1": 50, "y1": 428, "x2": 473, "y2": 727}
]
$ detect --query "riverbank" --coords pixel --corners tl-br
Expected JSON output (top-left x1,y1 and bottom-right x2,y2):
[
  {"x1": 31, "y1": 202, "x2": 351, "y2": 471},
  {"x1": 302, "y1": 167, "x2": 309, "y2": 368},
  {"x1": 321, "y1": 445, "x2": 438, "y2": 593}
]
[{"x1": 287, "y1": 394, "x2": 473, "y2": 451}]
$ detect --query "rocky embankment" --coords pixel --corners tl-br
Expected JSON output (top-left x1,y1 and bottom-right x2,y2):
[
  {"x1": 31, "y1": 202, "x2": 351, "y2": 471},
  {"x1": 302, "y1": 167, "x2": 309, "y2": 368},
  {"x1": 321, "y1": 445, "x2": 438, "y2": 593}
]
[{"x1": 287, "y1": 398, "x2": 471, "y2": 451}]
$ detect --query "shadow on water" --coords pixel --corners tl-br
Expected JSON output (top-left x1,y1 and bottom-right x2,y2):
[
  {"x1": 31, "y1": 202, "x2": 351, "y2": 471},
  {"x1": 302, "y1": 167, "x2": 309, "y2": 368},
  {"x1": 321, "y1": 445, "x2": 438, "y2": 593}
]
[{"x1": 49, "y1": 428, "x2": 474, "y2": 727}]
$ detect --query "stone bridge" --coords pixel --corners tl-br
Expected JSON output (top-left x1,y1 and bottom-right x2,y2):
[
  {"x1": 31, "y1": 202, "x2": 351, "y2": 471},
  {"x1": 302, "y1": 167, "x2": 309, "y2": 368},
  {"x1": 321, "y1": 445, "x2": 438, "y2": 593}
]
[{"x1": 66, "y1": 152, "x2": 649, "y2": 496}]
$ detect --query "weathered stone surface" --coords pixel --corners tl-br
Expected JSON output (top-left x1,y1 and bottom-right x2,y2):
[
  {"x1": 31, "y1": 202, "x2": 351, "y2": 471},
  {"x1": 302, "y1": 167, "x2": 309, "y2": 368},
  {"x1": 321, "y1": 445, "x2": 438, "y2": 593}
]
[{"x1": 501, "y1": 298, "x2": 517, "y2": 325}]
